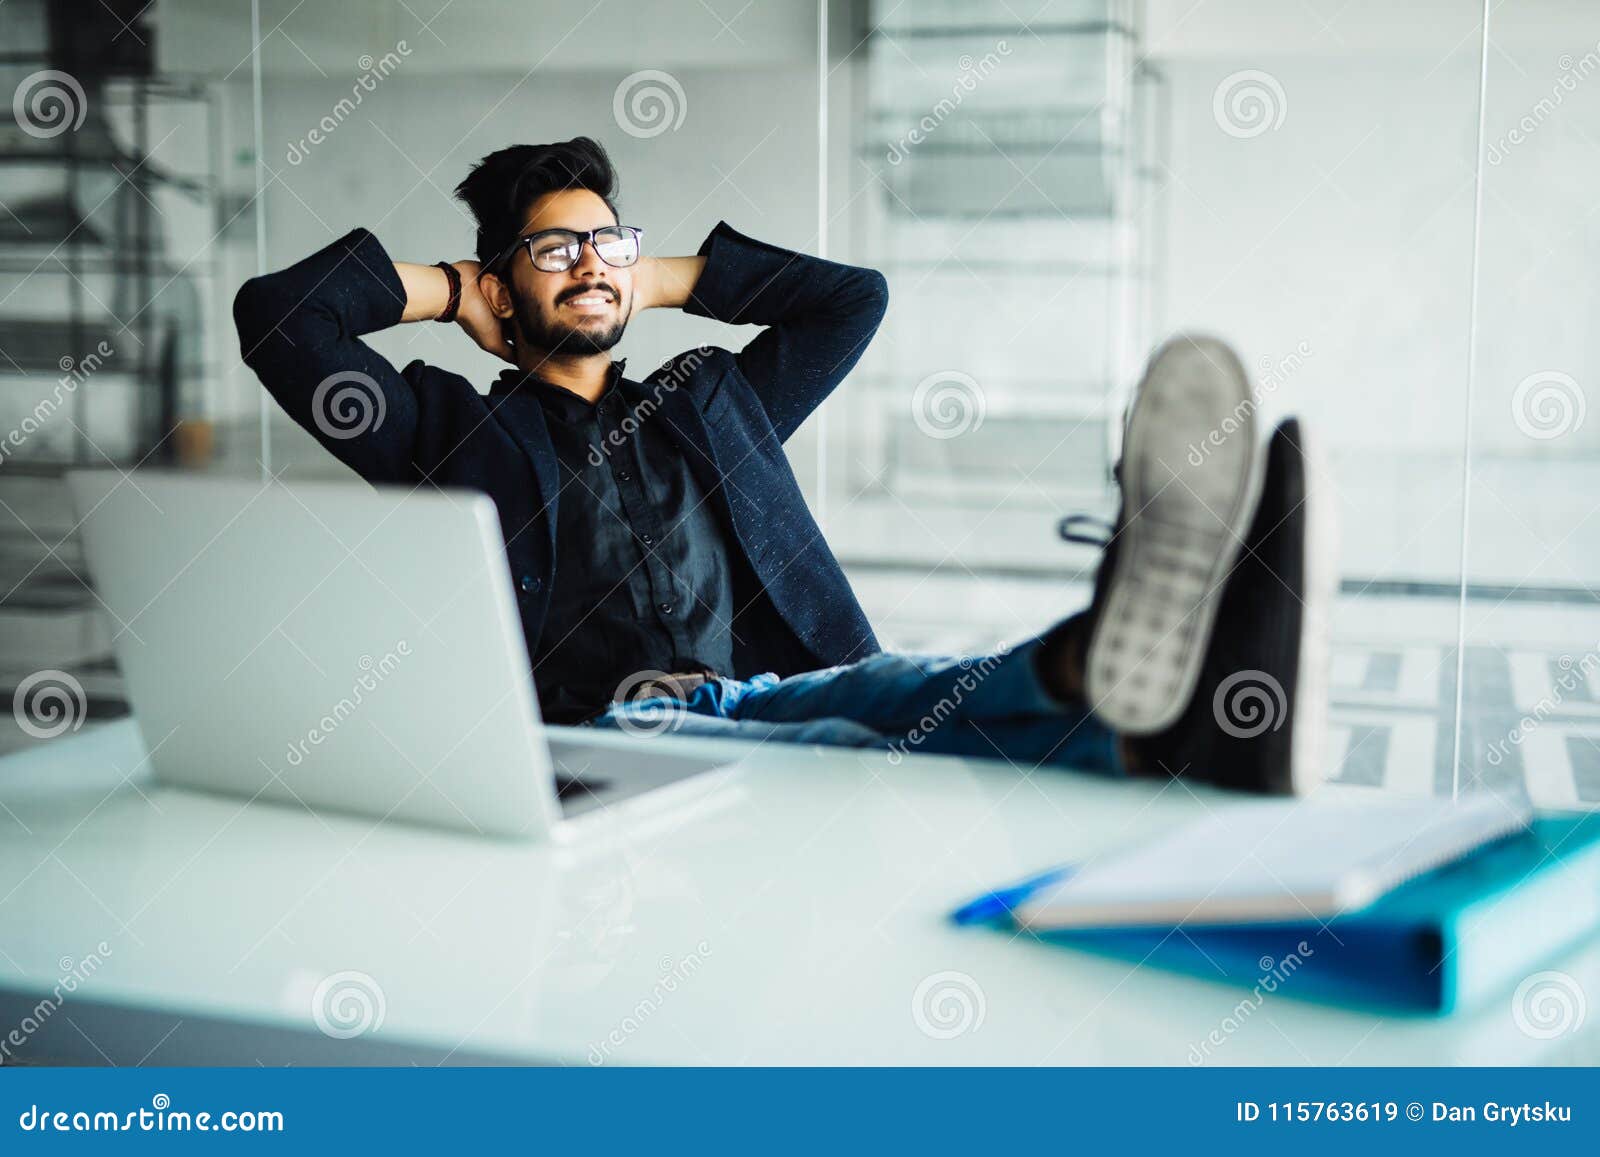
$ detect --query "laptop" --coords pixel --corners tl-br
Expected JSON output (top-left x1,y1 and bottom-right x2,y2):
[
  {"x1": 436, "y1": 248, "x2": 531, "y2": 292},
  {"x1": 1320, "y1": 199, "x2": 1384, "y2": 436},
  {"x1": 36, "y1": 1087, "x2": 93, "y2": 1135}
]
[{"x1": 65, "y1": 470, "x2": 739, "y2": 840}]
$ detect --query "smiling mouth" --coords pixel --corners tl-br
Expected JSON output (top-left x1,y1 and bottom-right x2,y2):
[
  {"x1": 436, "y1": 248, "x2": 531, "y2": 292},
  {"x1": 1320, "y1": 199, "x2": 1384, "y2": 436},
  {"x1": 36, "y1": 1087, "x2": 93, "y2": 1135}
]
[{"x1": 561, "y1": 290, "x2": 616, "y2": 311}]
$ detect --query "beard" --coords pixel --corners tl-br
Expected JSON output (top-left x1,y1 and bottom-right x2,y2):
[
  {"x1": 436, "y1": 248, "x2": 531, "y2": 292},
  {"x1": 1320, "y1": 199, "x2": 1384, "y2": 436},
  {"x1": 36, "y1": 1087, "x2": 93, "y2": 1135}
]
[{"x1": 511, "y1": 288, "x2": 628, "y2": 356}]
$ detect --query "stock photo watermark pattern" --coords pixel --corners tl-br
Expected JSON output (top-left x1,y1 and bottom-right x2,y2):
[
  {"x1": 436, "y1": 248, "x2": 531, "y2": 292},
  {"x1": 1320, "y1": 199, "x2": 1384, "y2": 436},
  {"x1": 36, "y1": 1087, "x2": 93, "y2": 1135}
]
[
  {"x1": 911, "y1": 970, "x2": 986, "y2": 1040},
  {"x1": 11, "y1": 69, "x2": 87, "y2": 139},
  {"x1": 311, "y1": 370, "x2": 389, "y2": 441},
  {"x1": 286, "y1": 42, "x2": 413, "y2": 166},
  {"x1": 1485, "y1": 645, "x2": 1597, "y2": 768},
  {"x1": 3, "y1": 0, "x2": 1599, "y2": 1115},
  {"x1": 887, "y1": 650, "x2": 1008, "y2": 764},
  {"x1": 613, "y1": 70, "x2": 688, "y2": 139},
  {"x1": 282, "y1": 643, "x2": 412, "y2": 769},
  {"x1": 1213, "y1": 670, "x2": 1288, "y2": 739},
  {"x1": 1189, "y1": 943, "x2": 1315, "y2": 1065},
  {"x1": 1487, "y1": 40, "x2": 1600, "y2": 164},
  {"x1": 1511, "y1": 370, "x2": 1586, "y2": 441},
  {"x1": 12, "y1": 670, "x2": 88, "y2": 741},
  {"x1": 588, "y1": 941, "x2": 712, "y2": 1064},
  {"x1": 1212, "y1": 69, "x2": 1287, "y2": 139},
  {"x1": 311, "y1": 970, "x2": 388, "y2": 1041},
  {"x1": 0, "y1": 341, "x2": 116, "y2": 467},
  {"x1": 1187, "y1": 341, "x2": 1312, "y2": 465},
  {"x1": 1510, "y1": 971, "x2": 1586, "y2": 1041},
  {"x1": 0, "y1": 943, "x2": 113, "y2": 1063},
  {"x1": 884, "y1": 41, "x2": 1012, "y2": 165},
  {"x1": 911, "y1": 370, "x2": 985, "y2": 440},
  {"x1": 587, "y1": 347, "x2": 714, "y2": 464},
  {"x1": 609, "y1": 670, "x2": 692, "y2": 737}
]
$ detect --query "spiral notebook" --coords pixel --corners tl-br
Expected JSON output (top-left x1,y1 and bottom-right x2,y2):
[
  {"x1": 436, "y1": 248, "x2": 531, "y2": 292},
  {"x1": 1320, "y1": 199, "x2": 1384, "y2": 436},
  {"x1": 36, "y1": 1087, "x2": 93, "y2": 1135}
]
[{"x1": 1013, "y1": 795, "x2": 1532, "y2": 931}]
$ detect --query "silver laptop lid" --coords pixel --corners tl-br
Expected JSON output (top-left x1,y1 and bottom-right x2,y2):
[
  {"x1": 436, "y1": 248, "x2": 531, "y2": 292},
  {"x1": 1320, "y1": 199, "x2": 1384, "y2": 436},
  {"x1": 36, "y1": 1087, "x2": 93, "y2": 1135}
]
[{"x1": 65, "y1": 470, "x2": 562, "y2": 839}]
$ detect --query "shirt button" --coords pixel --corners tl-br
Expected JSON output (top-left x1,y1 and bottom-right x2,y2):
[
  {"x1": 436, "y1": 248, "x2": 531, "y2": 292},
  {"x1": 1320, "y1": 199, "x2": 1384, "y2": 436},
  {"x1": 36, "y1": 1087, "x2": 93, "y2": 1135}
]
[
  {"x1": 641, "y1": 533, "x2": 654, "y2": 546},
  {"x1": 519, "y1": 573, "x2": 541, "y2": 594},
  {"x1": 659, "y1": 603, "x2": 673, "y2": 615},
  {"x1": 617, "y1": 470, "x2": 631, "y2": 481}
]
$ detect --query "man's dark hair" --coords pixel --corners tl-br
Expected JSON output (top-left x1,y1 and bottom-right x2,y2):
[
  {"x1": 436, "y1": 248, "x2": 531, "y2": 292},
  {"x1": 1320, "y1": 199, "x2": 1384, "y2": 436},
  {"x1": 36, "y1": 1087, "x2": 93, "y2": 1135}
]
[{"x1": 453, "y1": 137, "x2": 620, "y2": 268}]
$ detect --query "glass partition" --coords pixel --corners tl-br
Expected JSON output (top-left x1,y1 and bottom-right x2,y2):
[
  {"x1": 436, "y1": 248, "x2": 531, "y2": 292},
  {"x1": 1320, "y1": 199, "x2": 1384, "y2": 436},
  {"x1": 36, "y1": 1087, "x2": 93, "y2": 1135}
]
[
  {"x1": 823, "y1": 0, "x2": 1499, "y2": 797},
  {"x1": 1462, "y1": 4, "x2": 1600, "y2": 807},
  {"x1": 247, "y1": 0, "x2": 824, "y2": 482},
  {"x1": 5, "y1": 0, "x2": 1594, "y2": 808},
  {"x1": 0, "y1": 0, "x2": 260, "y2": 754}
]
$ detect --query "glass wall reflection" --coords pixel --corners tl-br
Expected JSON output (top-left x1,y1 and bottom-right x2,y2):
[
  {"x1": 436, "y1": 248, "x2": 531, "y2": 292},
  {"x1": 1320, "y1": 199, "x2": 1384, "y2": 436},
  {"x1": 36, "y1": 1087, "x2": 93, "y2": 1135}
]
[
  {"x1": 1463, "y1": 4, "x2": 1600, "y2": 806},
  {"x1": 2, "y1": 0, "x2": 1593, "y2": 807},
  {"x1": 249, "y1": 0, "x2": 824, "y2": 481},
  {"x1": 825, "y1": 0, "x2": 1510, "y2": 800},
  {"x1": 0, "y1": 0, "x2": 259, "y2": 753}
]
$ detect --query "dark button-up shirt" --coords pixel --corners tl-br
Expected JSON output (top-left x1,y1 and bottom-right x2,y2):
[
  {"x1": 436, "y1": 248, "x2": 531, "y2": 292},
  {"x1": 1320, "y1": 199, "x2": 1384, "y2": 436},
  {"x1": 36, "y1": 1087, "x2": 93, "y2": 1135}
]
[{"x1": 527, "y1": 362, "x2": 735, "y2": 723}]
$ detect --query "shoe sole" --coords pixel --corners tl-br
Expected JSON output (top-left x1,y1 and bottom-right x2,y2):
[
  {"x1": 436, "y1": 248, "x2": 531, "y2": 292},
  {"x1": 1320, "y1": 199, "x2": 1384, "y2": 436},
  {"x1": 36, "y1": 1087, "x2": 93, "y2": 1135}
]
[{"x1": 1086, "y1": 335, "x2": 1265, "y2": 735}]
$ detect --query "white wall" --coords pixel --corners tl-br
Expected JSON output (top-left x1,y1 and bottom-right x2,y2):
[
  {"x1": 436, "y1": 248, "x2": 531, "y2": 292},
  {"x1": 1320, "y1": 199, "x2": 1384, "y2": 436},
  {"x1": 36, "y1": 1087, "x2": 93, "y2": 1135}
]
[
  {"x1": 1148, "y1": 9, "x2": 1482, "y2": 457},
  {"x1": 1138, "y1": 1, "x2": 1600, "y2": 589},
  {"x1": 1147, "y1": 0, "x2": 1599, "y2": 461},
  {"x1": 163, "y1": 0, "x2": 1597, "y2": 586},
  {"x1": 162, "y1": 0, "x2": 837, "y2": 489}
]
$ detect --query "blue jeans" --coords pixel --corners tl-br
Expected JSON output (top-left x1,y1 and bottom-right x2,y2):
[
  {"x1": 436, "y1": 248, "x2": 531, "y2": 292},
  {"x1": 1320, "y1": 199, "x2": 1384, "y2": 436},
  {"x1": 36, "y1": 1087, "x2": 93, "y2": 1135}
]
[{"x1": 588, "y1": 635, "x2": 1124, "y2": 775}]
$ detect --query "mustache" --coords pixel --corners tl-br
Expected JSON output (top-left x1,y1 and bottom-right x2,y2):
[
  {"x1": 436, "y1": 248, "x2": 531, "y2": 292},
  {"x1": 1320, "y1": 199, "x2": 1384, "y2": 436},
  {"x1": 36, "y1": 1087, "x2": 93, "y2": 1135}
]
[{"x1": 556, "y1": 281, "x2": 619, "y2": 306}]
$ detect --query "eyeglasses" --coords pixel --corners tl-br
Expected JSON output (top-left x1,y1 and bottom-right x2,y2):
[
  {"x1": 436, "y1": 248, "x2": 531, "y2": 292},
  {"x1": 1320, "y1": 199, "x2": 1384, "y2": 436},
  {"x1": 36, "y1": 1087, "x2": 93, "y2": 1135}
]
[{"x1": 502, "y1": 226, "x2": 644, "y2": 274}]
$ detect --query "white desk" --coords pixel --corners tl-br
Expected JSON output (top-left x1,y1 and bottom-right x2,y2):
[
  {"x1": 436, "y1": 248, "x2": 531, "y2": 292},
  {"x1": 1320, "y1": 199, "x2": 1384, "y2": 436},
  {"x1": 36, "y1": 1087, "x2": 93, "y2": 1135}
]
[{"x1": 1, "y1": 719, "x2": 1596, "y2": 1066}]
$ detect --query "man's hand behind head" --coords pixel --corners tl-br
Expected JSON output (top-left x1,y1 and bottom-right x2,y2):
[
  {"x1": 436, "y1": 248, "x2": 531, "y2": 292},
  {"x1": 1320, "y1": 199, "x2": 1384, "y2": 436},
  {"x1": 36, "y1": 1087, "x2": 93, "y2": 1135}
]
[{"x1": 453, "y1": 260, "x2": 517, "y2": 364}]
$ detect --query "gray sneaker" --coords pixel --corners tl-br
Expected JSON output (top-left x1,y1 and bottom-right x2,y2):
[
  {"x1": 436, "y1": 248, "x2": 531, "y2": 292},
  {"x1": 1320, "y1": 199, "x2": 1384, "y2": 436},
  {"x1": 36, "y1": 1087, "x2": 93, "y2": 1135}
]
[{"x1": 1083, "y1": 335, "x2": 1267, "y2": 736}]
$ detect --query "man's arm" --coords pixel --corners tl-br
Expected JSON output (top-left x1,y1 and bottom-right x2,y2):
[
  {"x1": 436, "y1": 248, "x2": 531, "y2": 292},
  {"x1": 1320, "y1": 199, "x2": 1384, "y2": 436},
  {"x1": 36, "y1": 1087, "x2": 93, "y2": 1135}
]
[
  {"x1": 651, "y1": 223, "x2": 888, "y2": 443},
  {"x1": 396, "y1": 259, "x2": 515, "y2": 362},
  {"x1": 233, "y1": 230, "x2": 507, "y2": 483},
  {"x1": 631, "y1": 255, "x2": 708, "y2": 313}
]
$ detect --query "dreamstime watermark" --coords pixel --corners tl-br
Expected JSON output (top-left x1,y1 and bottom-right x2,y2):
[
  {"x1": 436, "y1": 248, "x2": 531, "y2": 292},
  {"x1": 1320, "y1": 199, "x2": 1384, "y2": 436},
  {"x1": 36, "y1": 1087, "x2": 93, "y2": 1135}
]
[
  {"x1": 0, "y1": 942, "x2": 112, "y2": 1062},
  {"x1": 283, "y1": 642, "x2": 411, "y2": 768},
  {"x1": 311, "y1": 370, "x2": 387, "y2": 440},
  {"x1": 12, "y1": 669, "x2": 88, "y2": 740},
  {"x1": 311, "y1": 970, "x2": 386, "y2": 1039},
  {"x1": 911, "y1": 370, "x2": 985, "y2": 439},
  {"x1": 1511, "y1": 970, "x2": 1586, "y2": 1040},
  {"x1": 17, "y1": 1095, "x2": 284, "y2": 1134},
  {"x1": 1485, "y1": 644, "x2": 1597, "y2": 767},
  {"x1": 1487, "y1": 43, "x2": 1600, "y2": 164},
  {"x1": 1510, "y1": 370, "x2": 1586, "y2": 441},
  {"x1": 1213, "y1": 669, "x2": 1287, "y2": 739},
  {"x1": 886, "y1": 649, "x2": 1010, "y2": 765},
  {"x1": 885, "y1": 41, "x2": 1012, "y2": 165},
  {"x1": 286, "y1": 42, "x2": 412, "y2": 165},
  {"x1": 587, "y1": 940, "x2": 712, "y2": 1064},
  {"x1": 12, "y1": 69, "x2": 87, "y2": 139},
  {"x1": 587, "y1": 347, "x2": 714, "y2": 464},
  {"x1": 1187, "y1": 341, "x2": 1312, "y2": 465},
  {"x1": 613, "y1": 70, "x2": 687, "y2": 139},
  {"x1": 912, "y1": 970, "x2": 986, "y2": 1039},
  {"x1": 1187, "y1": 942, "x2": 1314, "y2": 1064},
  {"x1": 609, "y1": 670, "x2": 691, "y2": 738},
  {"x1": 0, "y1": 340, "x2": 115, "y2": 468},
  {"x1": 1212, "y1": 69, "x2": 1287, "y2": 139}
]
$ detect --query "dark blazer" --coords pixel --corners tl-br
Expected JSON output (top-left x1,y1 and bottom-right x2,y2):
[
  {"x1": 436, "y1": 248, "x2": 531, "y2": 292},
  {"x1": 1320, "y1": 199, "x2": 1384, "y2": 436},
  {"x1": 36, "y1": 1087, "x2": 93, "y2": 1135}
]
[{"x1": 233, "y1": 222, "x2": 887, "y2": 681}]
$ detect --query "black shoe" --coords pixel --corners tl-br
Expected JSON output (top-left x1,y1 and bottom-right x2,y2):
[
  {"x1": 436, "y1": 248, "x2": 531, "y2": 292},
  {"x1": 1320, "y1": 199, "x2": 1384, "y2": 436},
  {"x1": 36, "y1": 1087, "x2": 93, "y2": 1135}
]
[
  {"x1": 1126, "y1": 417, "x2": 1334, "y2": 794},
  {"x1": 1072, "y1": 335, "x2": 1268, "y2": 735}
]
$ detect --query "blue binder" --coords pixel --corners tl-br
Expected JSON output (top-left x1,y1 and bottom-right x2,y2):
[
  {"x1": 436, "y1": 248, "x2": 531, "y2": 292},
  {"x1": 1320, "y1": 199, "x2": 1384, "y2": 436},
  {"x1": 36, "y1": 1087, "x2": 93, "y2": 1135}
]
[{"x1": 956, "y1": 812, "x2": 1600, "y2": 1014}]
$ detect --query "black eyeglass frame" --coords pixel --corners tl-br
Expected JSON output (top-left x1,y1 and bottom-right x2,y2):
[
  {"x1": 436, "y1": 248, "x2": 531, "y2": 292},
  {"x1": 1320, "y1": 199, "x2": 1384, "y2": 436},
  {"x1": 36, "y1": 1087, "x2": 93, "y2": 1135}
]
[{"x1": 494, "y1": 225, "x2": 645, "y2": 274}]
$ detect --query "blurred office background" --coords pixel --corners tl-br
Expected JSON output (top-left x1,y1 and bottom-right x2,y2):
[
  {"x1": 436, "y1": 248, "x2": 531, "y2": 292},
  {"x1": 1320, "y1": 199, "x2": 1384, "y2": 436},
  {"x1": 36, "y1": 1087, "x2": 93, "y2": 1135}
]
[{"x1": 1, "y1": 0, "x2": 1595, "y2": 803}]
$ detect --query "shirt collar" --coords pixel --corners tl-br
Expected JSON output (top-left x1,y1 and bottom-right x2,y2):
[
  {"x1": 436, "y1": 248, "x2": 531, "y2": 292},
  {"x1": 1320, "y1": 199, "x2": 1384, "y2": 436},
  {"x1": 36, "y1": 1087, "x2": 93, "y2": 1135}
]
[{"x1": 490, "y1": 358, "x2": 627, "y2": 405}]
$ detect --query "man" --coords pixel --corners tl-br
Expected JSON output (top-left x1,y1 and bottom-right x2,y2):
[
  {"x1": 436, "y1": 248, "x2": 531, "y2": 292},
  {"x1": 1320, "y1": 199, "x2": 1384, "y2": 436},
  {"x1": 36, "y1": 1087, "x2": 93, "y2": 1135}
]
[{"x1": 235, "y1": 136, "x2": 1330, "y2": 794}]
